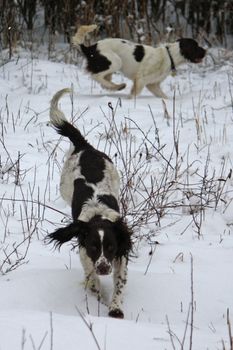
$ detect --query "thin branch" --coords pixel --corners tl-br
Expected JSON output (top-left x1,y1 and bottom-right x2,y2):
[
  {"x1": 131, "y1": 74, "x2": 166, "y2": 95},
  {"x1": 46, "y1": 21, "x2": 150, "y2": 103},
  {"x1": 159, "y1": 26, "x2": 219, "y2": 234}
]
[{"x1": 75, "y1": 307, "x2": 102, "y2": 350}]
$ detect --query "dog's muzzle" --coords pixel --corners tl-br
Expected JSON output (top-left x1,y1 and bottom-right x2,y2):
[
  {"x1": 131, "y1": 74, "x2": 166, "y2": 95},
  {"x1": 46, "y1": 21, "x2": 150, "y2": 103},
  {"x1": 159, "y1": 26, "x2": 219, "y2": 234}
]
[{"x1": 95, "y1": 257, "x2": 112, "y2": 275}]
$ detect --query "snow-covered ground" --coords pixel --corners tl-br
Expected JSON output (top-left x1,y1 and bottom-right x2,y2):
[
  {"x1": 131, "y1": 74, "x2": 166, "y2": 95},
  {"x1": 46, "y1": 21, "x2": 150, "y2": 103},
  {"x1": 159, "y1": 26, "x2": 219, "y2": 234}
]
[{"x1": 0, "y1": 48, "x2": 233, "y2": 349}]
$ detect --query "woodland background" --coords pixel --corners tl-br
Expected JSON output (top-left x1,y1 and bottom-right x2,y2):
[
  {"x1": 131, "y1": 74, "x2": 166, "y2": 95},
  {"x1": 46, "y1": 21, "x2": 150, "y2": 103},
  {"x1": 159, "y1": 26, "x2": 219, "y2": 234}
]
[{"x1": 1, "y1": 0, "x2": 233, "y2": 60}]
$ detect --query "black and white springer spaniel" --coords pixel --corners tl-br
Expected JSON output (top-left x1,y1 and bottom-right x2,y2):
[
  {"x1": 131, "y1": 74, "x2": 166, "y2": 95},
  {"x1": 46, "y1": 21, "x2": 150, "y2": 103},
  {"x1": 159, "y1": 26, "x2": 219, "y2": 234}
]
[
  {"x1": 47, "y1": 88, "x2": 132, "y2": 319},
  {"x1": 72, "y1": 25, "x2": 206, "y2": 99}
]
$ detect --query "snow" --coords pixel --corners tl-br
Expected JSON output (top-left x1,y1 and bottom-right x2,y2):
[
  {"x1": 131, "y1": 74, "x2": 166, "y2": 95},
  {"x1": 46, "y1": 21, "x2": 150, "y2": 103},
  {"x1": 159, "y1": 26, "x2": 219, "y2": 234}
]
[{"x1": 0, "y1": 48, "x2": 233, "y2": 349}]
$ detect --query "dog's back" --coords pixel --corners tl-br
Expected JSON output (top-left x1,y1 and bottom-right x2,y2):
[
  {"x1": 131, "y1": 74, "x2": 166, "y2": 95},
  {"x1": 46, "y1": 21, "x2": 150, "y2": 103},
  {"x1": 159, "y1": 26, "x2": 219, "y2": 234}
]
[{"x1": 50, "y1": 89, "x2": 120, "y2": 219}]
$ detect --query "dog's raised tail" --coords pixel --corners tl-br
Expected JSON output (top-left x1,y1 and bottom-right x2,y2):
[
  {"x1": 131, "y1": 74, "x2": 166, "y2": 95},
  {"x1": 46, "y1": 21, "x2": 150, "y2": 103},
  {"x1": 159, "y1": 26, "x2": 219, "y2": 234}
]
[
  {"x1": 72, "y1": 24, "x2": 97, "y2": 46},
  {"x1": 50, "y1": 88, "x2": 71, "y2": 127},
  {"x1": 50, "y1": 88, "x2": 91, "y2": 151}
]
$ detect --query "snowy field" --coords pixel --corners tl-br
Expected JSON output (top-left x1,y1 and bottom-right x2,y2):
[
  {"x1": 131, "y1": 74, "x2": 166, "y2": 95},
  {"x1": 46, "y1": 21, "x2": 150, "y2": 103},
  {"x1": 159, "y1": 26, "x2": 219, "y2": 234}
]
[{"x1": 0, "y1": 47, "x2": 233, "y2": 349}]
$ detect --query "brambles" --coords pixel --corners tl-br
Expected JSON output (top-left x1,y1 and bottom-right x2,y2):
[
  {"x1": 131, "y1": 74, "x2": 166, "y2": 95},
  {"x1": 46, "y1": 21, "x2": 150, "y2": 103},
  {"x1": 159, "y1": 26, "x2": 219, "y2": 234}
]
[{"x1": 1, "y1": 80, "x2": 232, "y2": 275}]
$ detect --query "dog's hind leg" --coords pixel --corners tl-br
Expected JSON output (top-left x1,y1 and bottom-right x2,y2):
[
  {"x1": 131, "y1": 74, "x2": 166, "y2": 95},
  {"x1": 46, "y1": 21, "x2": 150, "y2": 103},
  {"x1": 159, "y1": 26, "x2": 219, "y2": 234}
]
[
  {"x1": 93, "y1": 73, "x2": 126, "y2": 91},
  {"x1": 92, "y1": 52, "x2": 126, "y2": 91},
  {"x1": 108, "y1": 257, "x2": 128, "y2": 318},
  {"x1": 105, "y1": 73, "x2": 112, "y2": 82},
  {"x1": 105, "y1": 73, "x2": 126, "y2": 90},
  {"x1": 146, "y1": 83, "x2": 168, "y2": 99}
]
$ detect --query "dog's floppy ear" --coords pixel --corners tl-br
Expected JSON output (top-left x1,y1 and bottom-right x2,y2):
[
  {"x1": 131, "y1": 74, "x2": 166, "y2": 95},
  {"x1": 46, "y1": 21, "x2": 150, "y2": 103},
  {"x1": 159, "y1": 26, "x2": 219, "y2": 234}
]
[
  {"x1": 46, "y1": 220, "x2": 88, "y2": 249},
  {"x1": 113, "y1": 219, "x2": 132, "y2": 258}
]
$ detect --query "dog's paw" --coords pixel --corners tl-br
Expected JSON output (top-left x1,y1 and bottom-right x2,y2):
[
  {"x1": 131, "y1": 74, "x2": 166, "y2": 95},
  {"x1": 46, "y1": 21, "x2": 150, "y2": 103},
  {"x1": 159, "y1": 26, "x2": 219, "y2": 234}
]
[
  {"x1": 108, "y1": 308, "x2": 124, "y2": 319},
  {"x1": 117, "y1": 83, "x2": 126, "y2": 91}
]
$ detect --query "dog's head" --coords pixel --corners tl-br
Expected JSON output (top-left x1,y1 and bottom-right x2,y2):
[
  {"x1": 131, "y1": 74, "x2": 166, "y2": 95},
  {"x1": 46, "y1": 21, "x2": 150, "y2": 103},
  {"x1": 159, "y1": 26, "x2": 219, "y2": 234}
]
[
  {"x1": 47, "y1": 216, "x2": 132, "y2": 275},
  {"x1": 178, "y1": 38, "x2": 206, "y2": 63}
]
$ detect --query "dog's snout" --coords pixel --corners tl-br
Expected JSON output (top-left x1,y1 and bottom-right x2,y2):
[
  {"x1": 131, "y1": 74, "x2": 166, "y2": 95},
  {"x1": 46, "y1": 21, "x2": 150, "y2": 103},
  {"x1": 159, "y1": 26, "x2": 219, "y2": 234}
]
[{"x1": 95, "y1": 258, "x2": 112, "y2": 275}]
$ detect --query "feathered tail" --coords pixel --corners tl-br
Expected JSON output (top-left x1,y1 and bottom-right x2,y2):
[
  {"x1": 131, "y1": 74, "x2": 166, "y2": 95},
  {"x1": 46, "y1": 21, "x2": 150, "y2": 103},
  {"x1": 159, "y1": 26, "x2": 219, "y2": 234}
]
[
  {"x1": 50, "y1": 88, "x2": 71, "y2": 128},
  {"x1": 50, "y1": 88, "x2": 91, "y2": 151}
]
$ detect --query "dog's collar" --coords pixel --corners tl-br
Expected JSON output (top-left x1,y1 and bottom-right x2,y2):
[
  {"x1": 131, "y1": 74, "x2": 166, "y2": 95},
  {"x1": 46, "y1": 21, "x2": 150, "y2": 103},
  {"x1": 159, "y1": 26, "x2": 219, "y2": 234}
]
[{"x1": 166, "y1": 46, "x2": 177, "y2": 76}]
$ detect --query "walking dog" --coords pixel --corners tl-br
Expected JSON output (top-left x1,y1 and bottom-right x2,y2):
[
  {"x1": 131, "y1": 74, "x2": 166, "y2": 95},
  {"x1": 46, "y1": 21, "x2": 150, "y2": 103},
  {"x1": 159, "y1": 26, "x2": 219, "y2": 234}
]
[{"x1": 47, "y1": 88, "x2": 132, "y2": 318}]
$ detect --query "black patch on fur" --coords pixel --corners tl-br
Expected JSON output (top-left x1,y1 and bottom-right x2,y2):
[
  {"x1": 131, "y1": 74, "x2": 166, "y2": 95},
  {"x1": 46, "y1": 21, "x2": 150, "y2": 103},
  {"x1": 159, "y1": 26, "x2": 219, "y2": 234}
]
[
  {"x1": 81, "y1": 216, "x2": 117, "y2": 263},
  {"x1": 97, "y1": 194, "x2": 120, "y2": 212},
  {"x1": 53, "y1": 120, "x2": 92, "y2": 153},
  {"x1": 178, "y1": 38, "x2": 206, "y2": 63},
  {"x1": 166, "y1": 46, "x2": 176, "y2": 72},
  {"x1": 121, "y1": 40, "x2": 127, "y2": 44},
  {"x1": 79, "y1": 149, "x2": 111, "y2": 184},
  {"x1": 76, "y1": 215, "x2": 132, "y2": 262},
  {"x1": 133, "y1": 45, "x2": 145, "y2": 62},
  {"x1": 113, "y1": 218, "x2": 132, "y2": 259},
  {"x1": 53, "y1": 119, "x2": 113, "y2": 164},
  {"x1": 80, "y1": 43, "x2": 111, "y2": 74},
  {"x1": 83, "y1": 220, "x2": 102, "y2": 261},
  {"x1": 72, "y1": 179, "x2": 94, "y2": 219}
]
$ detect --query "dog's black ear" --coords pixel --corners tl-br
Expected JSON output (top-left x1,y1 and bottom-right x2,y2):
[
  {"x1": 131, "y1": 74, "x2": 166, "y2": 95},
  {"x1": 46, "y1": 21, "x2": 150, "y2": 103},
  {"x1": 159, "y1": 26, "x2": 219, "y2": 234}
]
[
  {"x1": 46, "y1": 220, "x2": 88, "y2": 250},
  {"x1": 113, "y1": 219, "x2": 132, "y2": 258}
]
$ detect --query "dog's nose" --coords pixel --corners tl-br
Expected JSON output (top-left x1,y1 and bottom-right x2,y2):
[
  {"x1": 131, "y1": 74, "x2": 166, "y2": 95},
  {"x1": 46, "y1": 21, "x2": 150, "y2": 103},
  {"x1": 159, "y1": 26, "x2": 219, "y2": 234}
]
[
  {"x1": 96, "y1": 264, "x2": 111, "y2": 275},
  {"x1": 95, "y1": 258, "x2": 112, "y2": 275}
]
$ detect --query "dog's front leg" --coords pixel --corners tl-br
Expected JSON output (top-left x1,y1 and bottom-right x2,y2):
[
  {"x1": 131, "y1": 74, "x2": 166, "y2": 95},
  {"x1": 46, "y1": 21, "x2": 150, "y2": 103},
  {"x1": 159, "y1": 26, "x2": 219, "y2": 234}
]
[
  {"x1": 129, "y1": 78, "x2": 145, "y2": 98},
  {"x1": 108, "y1": 257, "x2": 128, "y2": 318},
  {"x1": 93, "y1": 73, "x2": 126, "y2": 91},
  {"x1": 79, "y1": 247, "x2": 101, "y2": 300}
]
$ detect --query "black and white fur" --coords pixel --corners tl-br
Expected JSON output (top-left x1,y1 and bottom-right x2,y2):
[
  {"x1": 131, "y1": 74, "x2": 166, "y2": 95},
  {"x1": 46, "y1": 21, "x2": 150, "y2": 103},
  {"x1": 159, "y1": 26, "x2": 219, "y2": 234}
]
[
  {"x1": 47, "y1": 88, "x2": 132, "y2": 319},
  {"x1": 73, "y1": 25, "x2": 206, "y2": 99}
]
